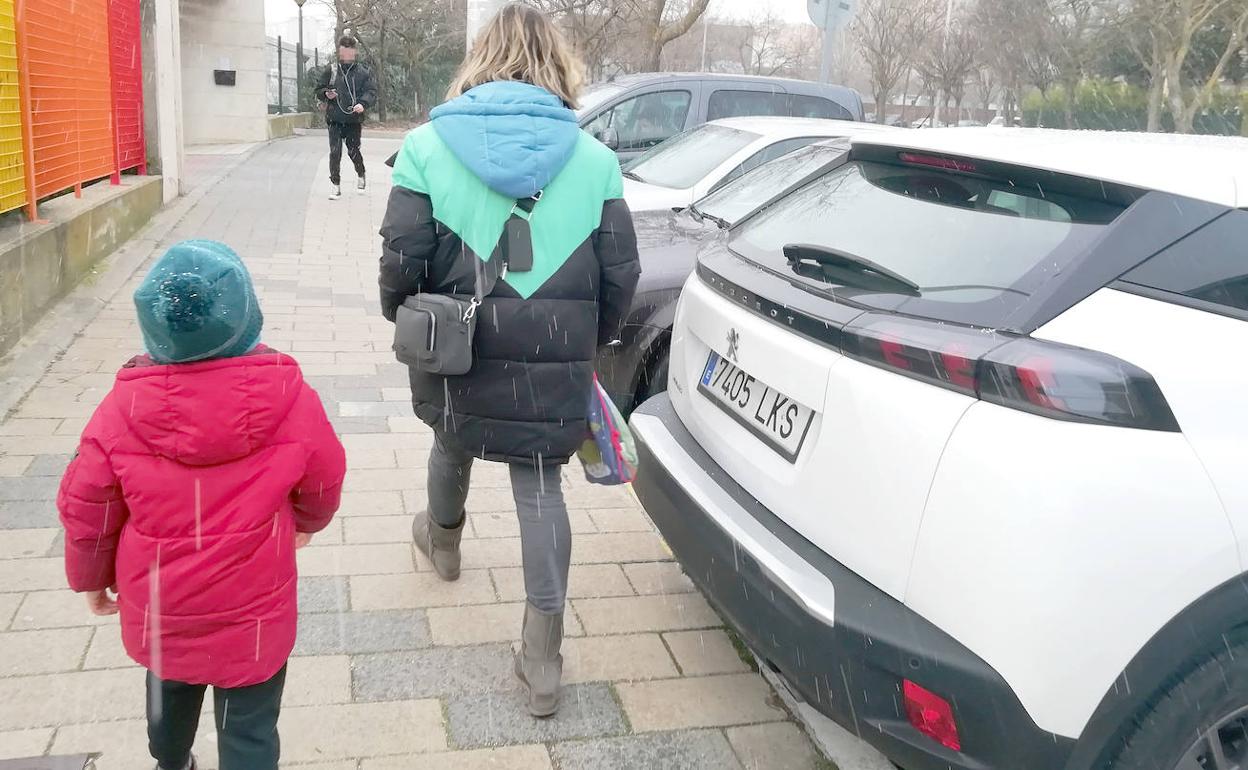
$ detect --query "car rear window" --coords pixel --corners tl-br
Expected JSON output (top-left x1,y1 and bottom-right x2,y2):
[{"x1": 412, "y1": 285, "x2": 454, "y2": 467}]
[
  {"x1": 1120, "y1": 209, "x2": 1248, "y2": 315},
  {"x1": 729, "y1": 160, "x2": 1127, "y2": 329},
  {"x1": 624, "y1": 124, "x2": 759, "y2": 190},
  {"x1": 698, "y1": 143, "x2": 846, "y2": 225}
]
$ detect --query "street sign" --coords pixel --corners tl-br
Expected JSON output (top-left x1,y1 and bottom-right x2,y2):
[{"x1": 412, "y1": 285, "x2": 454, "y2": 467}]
[{"x1": 808, "y1": 0, "x2": 856, "y2": 31}]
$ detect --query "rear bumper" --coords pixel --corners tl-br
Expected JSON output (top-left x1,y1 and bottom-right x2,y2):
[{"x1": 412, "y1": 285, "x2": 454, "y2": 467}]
[{"x1": 630, "y1": 394, "x2": 1075, "y2": 770}]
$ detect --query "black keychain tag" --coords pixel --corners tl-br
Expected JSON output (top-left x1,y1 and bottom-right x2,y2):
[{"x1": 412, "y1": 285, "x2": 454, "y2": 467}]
[
  {"x1": 503, "y1": 215, "x2": 534, "y2": 272},
  {"x1": 502, "y1": 194, "x2": 539, "y2": 273}
]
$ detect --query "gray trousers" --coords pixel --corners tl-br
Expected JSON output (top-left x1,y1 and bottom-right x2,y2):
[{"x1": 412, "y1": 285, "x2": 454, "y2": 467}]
[{"x1": 427, "y1": 433, "x2": 571, "y2": 615}]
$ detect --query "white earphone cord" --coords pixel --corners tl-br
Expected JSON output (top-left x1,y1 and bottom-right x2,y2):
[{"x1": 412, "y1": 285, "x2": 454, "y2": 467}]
[{"x1": 334, "y1": 62, "x2": 359, "y2": 116}]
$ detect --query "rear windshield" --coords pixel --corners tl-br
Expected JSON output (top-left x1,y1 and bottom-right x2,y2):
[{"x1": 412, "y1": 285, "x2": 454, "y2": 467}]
[
  {"x1": 729, "y1": 160, "x2": 1126, "y2": 328},
  {"x1": 697, "y1": 143, "x2": 847, "y2": 226},
  {"x1": 624, "y1": 124, "x2": 759, "y2": 190}
]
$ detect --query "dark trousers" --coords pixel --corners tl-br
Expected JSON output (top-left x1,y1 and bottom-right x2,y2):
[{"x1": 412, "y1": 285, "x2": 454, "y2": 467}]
[
  {"x1": 328, "y1": 121, "x2": 365, "y2": 185},
  {"x1": 147, "y1": 664, "x2": 287, "y2": 770}
]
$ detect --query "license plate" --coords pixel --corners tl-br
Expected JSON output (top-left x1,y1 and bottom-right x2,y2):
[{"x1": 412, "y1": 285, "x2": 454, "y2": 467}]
[{"x1": 698, "y1": 352, "x2": 815, "y2": 462}]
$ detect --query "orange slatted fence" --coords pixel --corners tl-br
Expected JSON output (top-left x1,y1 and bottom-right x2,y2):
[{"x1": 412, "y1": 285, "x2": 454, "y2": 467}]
[
  {"x1": 108, "y1": 0, "x2": 143, "y2": 178},
  {"x1": 17, "y1": 0, "x2": 115, "y2": 220},
  {"x1": 0, "y1": 0, "x2": 26, "y2": 215}
]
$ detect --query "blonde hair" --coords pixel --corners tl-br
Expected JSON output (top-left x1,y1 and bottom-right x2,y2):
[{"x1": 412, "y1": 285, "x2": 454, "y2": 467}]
[{"x1": 447, "y1": 4, "x2": 585, "y2": 109}]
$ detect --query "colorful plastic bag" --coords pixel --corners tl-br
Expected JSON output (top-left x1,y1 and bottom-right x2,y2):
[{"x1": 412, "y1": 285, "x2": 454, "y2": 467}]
[{"x1": 577, "y1": 375, "x2": 639, "y2": 485}]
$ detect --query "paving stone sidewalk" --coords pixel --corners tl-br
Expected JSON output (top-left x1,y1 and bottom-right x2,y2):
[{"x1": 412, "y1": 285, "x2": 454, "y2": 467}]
[{"x1": 0, "y1": 136, "x2": 828, "y2": 769}]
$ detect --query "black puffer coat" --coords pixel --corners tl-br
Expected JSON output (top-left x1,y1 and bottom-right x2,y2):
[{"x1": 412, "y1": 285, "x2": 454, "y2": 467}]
[
  {"x1": 315, "y1": 61, "x2": 377, "y2": 125},
  {"x1": 379, "y1": 82, "x2": 640, "y2": 465}
]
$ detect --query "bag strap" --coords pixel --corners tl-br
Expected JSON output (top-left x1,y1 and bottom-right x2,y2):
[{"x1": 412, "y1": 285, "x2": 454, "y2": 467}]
[{"x1": 463, "y1": 191, "x2": 542, "y2": 322}]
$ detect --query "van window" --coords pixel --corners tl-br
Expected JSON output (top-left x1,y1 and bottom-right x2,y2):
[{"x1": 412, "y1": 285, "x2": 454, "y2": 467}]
[
  {"x1": 708, "y1": 90, "x2": 788, "y2": 120},
  {"x1": 584, "y1": 90, "x2": 692, "y2": 152},
  {"x1": 789, "y1": 94, "x2": 854, "y2": 120},
  {"x1": 1121, "y1": 210, "x2": 1248, "y2": 314}
]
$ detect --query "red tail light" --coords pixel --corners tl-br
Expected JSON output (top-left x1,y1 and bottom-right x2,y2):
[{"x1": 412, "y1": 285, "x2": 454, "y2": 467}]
[
  {"x1": 904, "y1": 679, "x2": 962, "y2": 751},
  {"x1": 979, "y1": 339, "x2": 1178, "y2": 431},
  {"x1": 898, "y1": 152, "x2": 978, "y2": 173},
  {"x1": 843, "y1": 315, "x2": 1180, "y2": 432},
  {"x1": 1014, "y1": 356, "x2": 1067, "y2": 411},
  {"x1": 939, "y1": 345, "x2": 977, "y2": 391}
]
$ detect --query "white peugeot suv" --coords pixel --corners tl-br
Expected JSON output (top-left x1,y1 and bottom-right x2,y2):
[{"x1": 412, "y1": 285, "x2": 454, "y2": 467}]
[{"x1": 630, "y1": 128, "x2": 1248, "y2": 770}]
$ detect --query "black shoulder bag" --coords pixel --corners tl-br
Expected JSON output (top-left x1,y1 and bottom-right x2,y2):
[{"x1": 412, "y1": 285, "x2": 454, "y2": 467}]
[{"x1": 392, "y1": 193, "x2": 539, "y2": 375}]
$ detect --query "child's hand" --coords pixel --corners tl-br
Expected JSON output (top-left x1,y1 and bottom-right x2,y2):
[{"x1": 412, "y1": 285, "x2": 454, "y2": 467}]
[
  {"x1": 295, "y1": 532, "x2": 313, "y2": 549},
  {"x1": 86, "y1": 589, "x2": 118, "y2": 616}
]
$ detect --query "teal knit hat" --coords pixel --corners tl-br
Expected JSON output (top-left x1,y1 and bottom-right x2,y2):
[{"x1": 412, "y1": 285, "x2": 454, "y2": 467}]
[{"x1": 134, "y1": 240, "x2": 263, "y2": 364}]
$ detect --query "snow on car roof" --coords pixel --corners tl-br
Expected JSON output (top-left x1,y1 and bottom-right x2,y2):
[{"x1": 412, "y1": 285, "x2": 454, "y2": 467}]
[
  {"x1": 708, "y1": 116, "x2": 898, "y2": 140},
  {"x1": 854, "y1": 127, "x2": 1248, "y2": 207}
]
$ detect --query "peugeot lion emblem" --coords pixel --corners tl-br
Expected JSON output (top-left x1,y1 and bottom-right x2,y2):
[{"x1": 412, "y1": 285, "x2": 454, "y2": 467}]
[{"x1": 726, "y1": 328, "x2": 740, "y2": 362}]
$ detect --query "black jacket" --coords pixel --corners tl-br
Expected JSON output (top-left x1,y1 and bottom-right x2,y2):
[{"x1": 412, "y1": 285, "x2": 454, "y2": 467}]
[
  {"x1": 379, "y1": 189, "x2": 639, "y2": 465},
  {"x1": 379, "y1": 88, "x2": 640, "y2": 466},
  {"x1": 315, "y1": 61, "x2": 377, "y2": 124}
]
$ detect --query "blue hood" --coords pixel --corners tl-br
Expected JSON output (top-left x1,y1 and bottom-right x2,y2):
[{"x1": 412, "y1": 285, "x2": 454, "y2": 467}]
[{"x1": 429, "y1": 81, "x2": 580, "y2": 199}]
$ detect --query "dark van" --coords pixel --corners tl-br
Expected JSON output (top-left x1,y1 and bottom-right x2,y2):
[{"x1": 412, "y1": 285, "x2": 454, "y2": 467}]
[{"x1": 577, "y1": 73, "x2": 864, "y2": 161}]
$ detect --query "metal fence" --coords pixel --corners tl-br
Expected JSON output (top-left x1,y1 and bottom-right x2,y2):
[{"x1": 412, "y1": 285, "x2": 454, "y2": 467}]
[
  {"x1": 109, "y1": 0, "x2": 145, "y2": 175},
  {"x1": 0, "y1": 0, "x2": 25, "y2": 215},
  {"x1": 268, "y1": 36, "x2": 323, "y2": 114},
  {"x1": 18, "y1": 0, "x2": 116, "y2": 220}
]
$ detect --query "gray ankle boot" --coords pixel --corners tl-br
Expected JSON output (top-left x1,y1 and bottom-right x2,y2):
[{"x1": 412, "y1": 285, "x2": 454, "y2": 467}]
[
  {"x1": 514, "y1": 601, "x2": 564, "y2": 717},
  {"x1": 412, "y1": 510, "x2": 464, "y2": 581}
]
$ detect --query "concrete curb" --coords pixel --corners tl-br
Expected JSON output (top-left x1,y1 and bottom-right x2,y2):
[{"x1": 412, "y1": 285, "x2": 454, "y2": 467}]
[{"x1": 0, "y1": 143, "x2": 267, "y2": 420}]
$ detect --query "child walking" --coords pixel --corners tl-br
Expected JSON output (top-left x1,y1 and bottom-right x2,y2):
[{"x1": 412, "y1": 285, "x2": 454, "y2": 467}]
[{"x1": 57, "y1": 240, "x2": 347, "y2": 770}]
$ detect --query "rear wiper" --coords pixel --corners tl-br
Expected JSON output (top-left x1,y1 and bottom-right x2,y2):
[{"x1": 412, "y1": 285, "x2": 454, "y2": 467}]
[
  {"x1": 686, "y1": 203, "x2": 730, "y2": 230},
  {"x1": 782, "y1": 243, "x2": 921, "y2": 295}
]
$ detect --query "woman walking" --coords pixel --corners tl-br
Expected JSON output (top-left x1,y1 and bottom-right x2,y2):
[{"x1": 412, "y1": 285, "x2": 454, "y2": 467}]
[{"x1": 378, "y1": 4, "x2": 640, "y2": 717}]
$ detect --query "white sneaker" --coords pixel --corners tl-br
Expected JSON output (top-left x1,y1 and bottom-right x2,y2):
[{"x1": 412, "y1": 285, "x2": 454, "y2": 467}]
[
  {"x1": 357, "y1": 176, "x2": 367, "y2": 194},
  {"x1": 329, "y1": 184, "x2": 342, "y2": 200}
]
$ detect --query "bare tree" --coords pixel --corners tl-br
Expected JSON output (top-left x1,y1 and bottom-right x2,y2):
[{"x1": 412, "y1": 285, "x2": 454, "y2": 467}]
[
  {"x1": 916, "y1": 7, "x2": 978, "y2": 123},
  {"x1": 854, "y1": 0, "x2": 938, "y2": 124},
  {"x1": 635, "y1": 0, "x2": 713, "y2": 71},
  {"x1": 316, "y1": 0, "x2": 369, "y2": 44},
  {"x1": 1121, "y1": 0, "x2": 1248, "y2": 132},
  {"x1": 1046, "y1": 0, "x2": 1111, "y2": 128},
  {"x1": 532, "y1": 0, "x2": 632, "y2": 79},
  {"x1": 973, "y1": 62, "x2": 997, "y2": 118},
  {"x1": 972, "y1": 0, "x2": 1060, "y2": 122},
  {"x1": 661, "y1": 16, "x2": 755, "y2": 72},
  {"x1": 971, "y1": 0, "x2": 1026, "y2": 123},
  {"x1": 738, "y1": 7, "x2": 806, "y2": 76}
]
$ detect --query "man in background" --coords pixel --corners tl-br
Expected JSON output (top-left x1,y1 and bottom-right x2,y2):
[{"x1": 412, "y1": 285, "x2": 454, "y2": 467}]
[{"x1": 316, "y1": 36, "x2": 377, "y2": 200}]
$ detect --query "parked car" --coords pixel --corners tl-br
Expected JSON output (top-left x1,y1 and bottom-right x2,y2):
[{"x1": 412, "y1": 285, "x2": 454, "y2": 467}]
[
  {"x1": 577, "y1": 73, "x2": 864, "y2": 162},
  {"x1": 597, "y1": 124, "x2": 900, "y2": 413},
  {"x1": 629, "y1": 128, "x2": 1248, "y2": 770},
  {"x1": 620, "y1": 117, "x2": 869, "y2": 213}
]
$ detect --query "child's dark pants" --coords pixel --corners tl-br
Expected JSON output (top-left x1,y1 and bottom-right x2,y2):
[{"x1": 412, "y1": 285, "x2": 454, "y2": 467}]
[{"x1": 147, "y1": 664, "x2": 286, "y2": 770}]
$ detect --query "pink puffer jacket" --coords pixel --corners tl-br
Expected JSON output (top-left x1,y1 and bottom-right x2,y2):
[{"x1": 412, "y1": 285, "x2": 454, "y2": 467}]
[{"x1": 58, "y1": 348, "x2": 345, "y2": 688}]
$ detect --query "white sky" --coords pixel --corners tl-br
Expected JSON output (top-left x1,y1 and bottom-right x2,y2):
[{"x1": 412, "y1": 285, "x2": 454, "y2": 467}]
[{"x1": 263, "y1": 0, "x2": 813, "y2": 28}]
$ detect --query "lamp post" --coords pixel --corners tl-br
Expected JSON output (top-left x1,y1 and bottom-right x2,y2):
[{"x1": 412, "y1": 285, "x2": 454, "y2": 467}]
[{"x1": 294, "y1": 0, "x2": 307, "y2": 112}]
